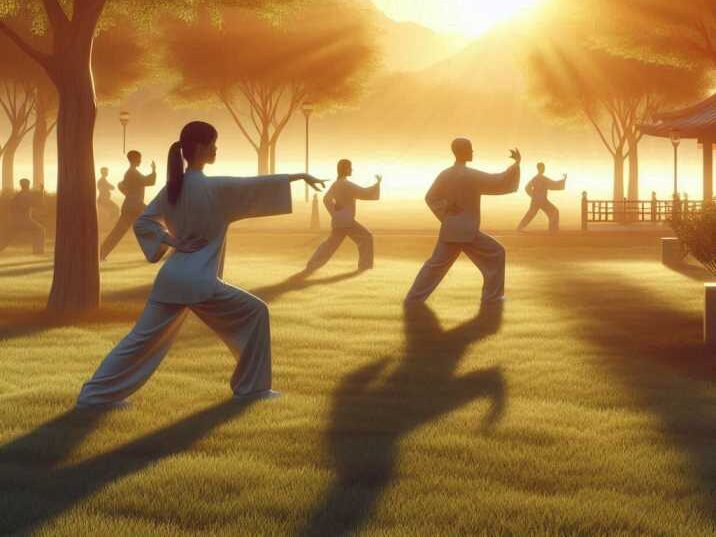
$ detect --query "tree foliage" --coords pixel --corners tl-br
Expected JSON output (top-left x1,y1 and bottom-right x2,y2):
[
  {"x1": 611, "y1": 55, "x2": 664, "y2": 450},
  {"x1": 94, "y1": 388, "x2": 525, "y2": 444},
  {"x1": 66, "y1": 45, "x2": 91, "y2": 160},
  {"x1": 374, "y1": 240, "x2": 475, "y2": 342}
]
[{"x1": 162, "y1": 0, "x2": 376, "y2": 173}]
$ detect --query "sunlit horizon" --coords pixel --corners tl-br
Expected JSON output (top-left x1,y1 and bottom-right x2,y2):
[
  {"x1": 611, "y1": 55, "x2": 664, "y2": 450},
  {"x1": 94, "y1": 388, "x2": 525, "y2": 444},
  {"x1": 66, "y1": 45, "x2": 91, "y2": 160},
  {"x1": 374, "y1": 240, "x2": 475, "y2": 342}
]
[{"x1": 372, "y1": 0, "x2": 543, "y2": 37}]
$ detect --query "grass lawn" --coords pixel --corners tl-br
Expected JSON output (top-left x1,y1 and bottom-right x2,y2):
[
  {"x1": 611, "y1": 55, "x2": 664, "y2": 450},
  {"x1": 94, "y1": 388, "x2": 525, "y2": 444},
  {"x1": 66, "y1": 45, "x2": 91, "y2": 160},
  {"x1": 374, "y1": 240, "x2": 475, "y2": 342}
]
[{"x1": 0, "y1": 229, "x2": 714, "y2": 536}]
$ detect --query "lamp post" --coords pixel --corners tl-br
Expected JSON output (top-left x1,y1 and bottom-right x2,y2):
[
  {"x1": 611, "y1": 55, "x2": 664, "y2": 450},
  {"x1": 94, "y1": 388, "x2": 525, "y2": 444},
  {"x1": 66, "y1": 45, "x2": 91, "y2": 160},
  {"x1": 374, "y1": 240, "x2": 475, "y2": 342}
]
[
  {"x1": 301, "y1": 101, "x2": 314, "y2": 203},
  {"x1": 670, "y1": 129, "x2": 681, "y2": 198},
  {"x1": 119, "y1": 110, "x2": 130, "y2": 155}
]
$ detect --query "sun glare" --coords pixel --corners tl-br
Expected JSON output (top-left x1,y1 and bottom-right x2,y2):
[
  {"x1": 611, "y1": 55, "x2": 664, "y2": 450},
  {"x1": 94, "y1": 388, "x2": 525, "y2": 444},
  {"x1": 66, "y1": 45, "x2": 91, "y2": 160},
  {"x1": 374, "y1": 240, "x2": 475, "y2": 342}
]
[{"x1": 372, "y1": 0, "x2": 543, "y2": 37}]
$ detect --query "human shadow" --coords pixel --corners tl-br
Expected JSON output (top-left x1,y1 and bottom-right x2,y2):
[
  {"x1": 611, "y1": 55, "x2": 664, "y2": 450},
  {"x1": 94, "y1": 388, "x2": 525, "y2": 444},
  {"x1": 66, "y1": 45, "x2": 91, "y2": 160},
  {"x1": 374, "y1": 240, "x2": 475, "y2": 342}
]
[
  {"x1": 0, "y1": 399, "x2": 256, "y2": 535},
  {"x1": 543, "y1": 269, "x2": 716, "y2": 525},
  {"x1": 303, "y1": 302, "x2": 506, "y2": 536},
  {"x1": 249, "y1": 269, "x2": 363, "y2": 304}
]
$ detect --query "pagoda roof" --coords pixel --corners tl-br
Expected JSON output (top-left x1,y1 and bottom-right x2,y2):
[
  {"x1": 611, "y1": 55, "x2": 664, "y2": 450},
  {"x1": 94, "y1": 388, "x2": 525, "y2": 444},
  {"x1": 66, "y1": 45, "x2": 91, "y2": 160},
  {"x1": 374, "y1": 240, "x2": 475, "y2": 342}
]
[{"x1": 641, "y1": 94, "x2": 716, "y2": 139}]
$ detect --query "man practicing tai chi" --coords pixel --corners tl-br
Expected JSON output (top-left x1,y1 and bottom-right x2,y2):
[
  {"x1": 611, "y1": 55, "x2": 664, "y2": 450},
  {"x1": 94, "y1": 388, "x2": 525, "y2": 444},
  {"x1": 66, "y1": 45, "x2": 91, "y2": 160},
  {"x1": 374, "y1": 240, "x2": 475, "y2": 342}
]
[
  {"x1": 99, "y1": 150, "x2": 157, "y2": 260},
  {"x1": 96, "y1": 166, "x2": 119, "y2": 226},
  {"x1": 305, "y1": 159, "x2": 381, "y2": 272},
  {"x1": 405, "y1": 138, "x2": 521, "y2": 304},
  {"x1": 517, "y1": 162, "x2": 566, "y2": 233},
  {"x1": 0, "y1": 178, "x2": 45, "y2": 255},
  {"x1": 77, "y1": 121, "x2": 325, "y2": 408}
]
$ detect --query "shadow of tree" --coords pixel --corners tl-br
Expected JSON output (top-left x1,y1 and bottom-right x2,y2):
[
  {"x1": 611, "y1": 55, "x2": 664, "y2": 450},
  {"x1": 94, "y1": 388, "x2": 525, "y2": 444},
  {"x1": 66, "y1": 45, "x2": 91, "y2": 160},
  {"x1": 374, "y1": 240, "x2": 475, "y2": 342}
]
[
  {"x1": 543, "y1": 269, "x2": 716, "y2": 525},
  {"x1": 0, "y1": 399, "x2": 256, "y2": 535},
  {"x1": 303, "y1": 302, "x2": 507, "y2": 536}
]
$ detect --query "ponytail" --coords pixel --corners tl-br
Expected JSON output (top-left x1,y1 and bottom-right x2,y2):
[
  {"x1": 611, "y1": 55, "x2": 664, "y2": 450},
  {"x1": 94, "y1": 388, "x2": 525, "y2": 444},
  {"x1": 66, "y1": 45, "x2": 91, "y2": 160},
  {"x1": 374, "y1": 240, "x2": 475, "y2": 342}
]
[
  {"x1": 167, "y1": 141, "x2": 184, "y2": 205},
  {"x1": 166, "y1": 121, "x2": 218, "y2": 205}
]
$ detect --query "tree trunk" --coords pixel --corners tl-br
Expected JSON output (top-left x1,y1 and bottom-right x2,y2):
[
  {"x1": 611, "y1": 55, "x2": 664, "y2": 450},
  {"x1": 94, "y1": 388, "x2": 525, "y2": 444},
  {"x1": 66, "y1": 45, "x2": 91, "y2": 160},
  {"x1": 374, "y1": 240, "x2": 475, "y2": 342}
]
[
  {"x1": 258, "y1": 137, "x2": 270, "y2": 175},
  {"x1": 627, "y1": 137, "x2": 639, "y2": 201},
  {"x1": 47, "y1": 62, "x2": 100, "y2": 313},
  {"x1": 1, "y1": 134, "x2": 21, "y2": 193},
  {"x1": 613, "y1": 150, "x2": 625, "y2": 201},
  {"x1": 269, "y1": 142, "x2": 276, "y2": 174},
  {"x1": 33, "y1": 94, "x2": 49, "y2": 191}
]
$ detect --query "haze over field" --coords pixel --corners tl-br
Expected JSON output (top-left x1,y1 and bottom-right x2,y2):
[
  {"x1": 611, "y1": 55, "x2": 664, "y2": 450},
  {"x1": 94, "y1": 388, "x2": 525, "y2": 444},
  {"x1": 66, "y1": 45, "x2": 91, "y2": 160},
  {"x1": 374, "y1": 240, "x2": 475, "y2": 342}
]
[{"x1": 6, "y1": 0, "x2": 707, "y2": 208}]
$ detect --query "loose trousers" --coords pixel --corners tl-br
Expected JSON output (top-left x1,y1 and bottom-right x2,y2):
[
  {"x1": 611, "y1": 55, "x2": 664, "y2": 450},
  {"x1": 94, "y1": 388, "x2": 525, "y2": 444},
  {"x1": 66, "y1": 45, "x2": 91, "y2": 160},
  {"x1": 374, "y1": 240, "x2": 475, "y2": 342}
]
[
  {"x1": 100, "y1": 208, "x2": 142, "y2": 260},
  {"x1": 0, "y1": 217, "x2": 45, "y2": 254},
  {"x1": 517, "y1": 199, "x2": 559, "y2": 232},
  {"x1": 98, "y1": 199, "x2": 120, "y2": 228},
  {"x1": 405, "y1": 232, "x2": 506, "y2": 303},
  {"x1": 77, "y1": 282, "x2": 272, "y2": 406},
  {"x1": 307, "y1": 222, "x2": 374, "y2": 271}
]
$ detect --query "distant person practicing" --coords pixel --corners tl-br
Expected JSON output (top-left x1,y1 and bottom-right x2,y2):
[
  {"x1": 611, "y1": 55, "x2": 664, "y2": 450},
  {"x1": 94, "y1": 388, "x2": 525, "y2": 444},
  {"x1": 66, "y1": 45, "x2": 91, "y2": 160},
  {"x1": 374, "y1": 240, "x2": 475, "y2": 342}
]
[
  {"x1": 77, "y1": 121, "x2": 325, "y2": 408},
  {"x1": 516, "y1": 162, "x2": 566, "y2": 233},
  {"x1": 405, "y1": 138, "x2": 521, "y2": 305},
  {"x1": 99, "y1": 150, "x2": 157, "y2": 260},
  {"x1": 97, "y1": 166, "x2": 120, "y2": 224},
  {"x1": 0, "y1": 178, "x2": 45, "y2": 255},
  {"x1": 305, "y1": 159, "x2": 381, "y2": 272}
]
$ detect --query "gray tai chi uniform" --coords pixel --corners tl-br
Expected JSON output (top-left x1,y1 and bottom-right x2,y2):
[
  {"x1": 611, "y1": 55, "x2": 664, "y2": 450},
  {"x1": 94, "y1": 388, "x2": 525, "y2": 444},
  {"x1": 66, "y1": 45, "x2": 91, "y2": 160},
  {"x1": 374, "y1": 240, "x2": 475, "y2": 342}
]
[
  {"x1": 77, "y1": 170, "x2": 292, "y2": 406},
  {"x1": 97, "y1": 177, "x2": 120, "y2": 224},
  {"x1": 306, "y1": 178, "x2": 380, "y2": 271},
  {"x1": 517, "y1": 174, "x2": 565, "y2": 232},
  {"x1": 406, "y1": 162, "x2": 520, "y2": 303},
  {"x1": 100, "y1": 166, "x2": 157, "y2": 260}
]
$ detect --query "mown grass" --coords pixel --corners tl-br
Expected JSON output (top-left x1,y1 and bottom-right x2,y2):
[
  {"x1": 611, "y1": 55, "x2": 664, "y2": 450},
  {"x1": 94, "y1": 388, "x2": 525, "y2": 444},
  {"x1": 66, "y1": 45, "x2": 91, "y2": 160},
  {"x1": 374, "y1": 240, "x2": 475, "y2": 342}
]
[{"x1": 0, "y1": 229, "x2": 714, "y2": 536}]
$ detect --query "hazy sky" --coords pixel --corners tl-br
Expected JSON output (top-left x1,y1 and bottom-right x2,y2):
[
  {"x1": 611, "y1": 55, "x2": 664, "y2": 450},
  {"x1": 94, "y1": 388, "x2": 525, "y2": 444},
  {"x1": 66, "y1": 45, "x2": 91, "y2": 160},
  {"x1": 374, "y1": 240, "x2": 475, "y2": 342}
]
[{"x1": 372, "y1": 0, "x2": 542, "y2": 37}]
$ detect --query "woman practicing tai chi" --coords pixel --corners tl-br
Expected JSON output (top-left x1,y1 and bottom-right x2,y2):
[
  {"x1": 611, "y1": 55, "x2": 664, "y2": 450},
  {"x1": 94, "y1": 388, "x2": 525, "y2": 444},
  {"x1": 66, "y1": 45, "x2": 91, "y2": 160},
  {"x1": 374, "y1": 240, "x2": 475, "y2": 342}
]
[
  {"x1": 306, "y1": 159, "x2": 381, "y2": 272},
  {"x1": 77, "y1": 121, "x2": 325, "y2": 408}
]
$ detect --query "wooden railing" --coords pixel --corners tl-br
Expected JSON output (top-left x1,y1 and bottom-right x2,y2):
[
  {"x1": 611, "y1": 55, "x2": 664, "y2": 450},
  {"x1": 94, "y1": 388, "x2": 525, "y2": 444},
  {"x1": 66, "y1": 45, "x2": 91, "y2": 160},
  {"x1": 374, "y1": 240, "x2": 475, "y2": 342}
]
[{"x1": 581, "y1": 192, "x2": 707, "y2": 231}]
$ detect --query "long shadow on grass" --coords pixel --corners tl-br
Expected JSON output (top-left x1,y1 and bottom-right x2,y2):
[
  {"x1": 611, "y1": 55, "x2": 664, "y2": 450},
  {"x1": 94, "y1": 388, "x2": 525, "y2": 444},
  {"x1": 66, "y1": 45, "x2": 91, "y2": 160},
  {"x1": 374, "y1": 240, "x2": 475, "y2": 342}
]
[
  {"x1": 0, "y1": 258, "x2": 50, "y2": 270},
  {"x1": 0, "y1": 399, "x2": 256, "y2": 535},
  {"x1": 0, "y1": 271, "x2": 361, "y2": 343},
  {"x1": 303, "y1": 302, "x2": 506, "y2": 536},
  {"x1": 249, "y1": 269, "x2": 363, "y2": 303},
  {"x1": 545, "y1": 269, "x2": 716, "y2": 526},
  {"x1": 664, "y1": 261, "x2": 713, "y2": 282}
]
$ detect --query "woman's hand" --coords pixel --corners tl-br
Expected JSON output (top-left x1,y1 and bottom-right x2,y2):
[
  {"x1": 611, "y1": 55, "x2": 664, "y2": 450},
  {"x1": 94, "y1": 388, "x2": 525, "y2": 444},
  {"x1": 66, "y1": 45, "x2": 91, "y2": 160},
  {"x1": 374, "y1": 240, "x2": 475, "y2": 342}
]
[
  {"x1": 375, "y1": 174, "x2": 383, "y2": 184},
  {"x1": 290, "y1": 173, "x2": 327, "y2": 192},
  {"x1": 509, "y1": 148, "x2": 522, "y2": 164},
  {"x1": 165, "y1": 235, "x2": 208, "y2": 253}
]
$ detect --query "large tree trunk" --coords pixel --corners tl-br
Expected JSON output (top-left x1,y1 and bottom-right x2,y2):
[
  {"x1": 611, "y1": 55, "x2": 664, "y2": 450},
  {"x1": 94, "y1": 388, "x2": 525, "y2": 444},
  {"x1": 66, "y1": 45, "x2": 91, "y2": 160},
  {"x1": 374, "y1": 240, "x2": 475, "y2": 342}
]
[
  {"x1": 627, "y1": 136, "x2": 639, "y2": 201},
  {"x1": 47, "y1": 61, "x2": 100, "y2": 313},
  {"x1": 1, "y1": 134, "x2": 22, "y2": 193},
  {"x1": 33, "y1": 94, "x2": 49, "y2": 191}
]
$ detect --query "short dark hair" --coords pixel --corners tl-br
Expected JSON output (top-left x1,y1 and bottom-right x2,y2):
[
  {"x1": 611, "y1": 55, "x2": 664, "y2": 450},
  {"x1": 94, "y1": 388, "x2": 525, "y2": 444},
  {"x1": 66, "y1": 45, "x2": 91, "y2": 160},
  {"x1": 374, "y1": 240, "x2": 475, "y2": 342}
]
[
  {"x1": 337, "y1": 159, "x2": 352, "y2": 177},
  {"x1": 127, "y1": 150, "x2": 141, "y2": 162},
  {"x1": 19, "y1": 178, "x2": 30, "y2": 188}
]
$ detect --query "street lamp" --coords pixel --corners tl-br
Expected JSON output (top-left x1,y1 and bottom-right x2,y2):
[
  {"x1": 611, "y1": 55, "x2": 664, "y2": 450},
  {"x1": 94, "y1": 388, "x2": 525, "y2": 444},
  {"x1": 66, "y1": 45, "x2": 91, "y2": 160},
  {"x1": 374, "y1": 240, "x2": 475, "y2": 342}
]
[
  {"x1": 301, "y1": 101, "x2": 314, "y2": 203},
  {"x1": 119, "y1": 110, "x2": 130, "y2": 155},
  {"x1": 670, "y1": 129, "x2": 681, "y2": 198}
]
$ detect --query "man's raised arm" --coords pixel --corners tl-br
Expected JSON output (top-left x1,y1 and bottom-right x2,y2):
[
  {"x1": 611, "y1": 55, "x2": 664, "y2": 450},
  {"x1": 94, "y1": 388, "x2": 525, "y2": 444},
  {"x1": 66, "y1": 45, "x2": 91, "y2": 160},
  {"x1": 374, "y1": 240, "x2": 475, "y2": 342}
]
[
  {"x1": 544, "y1": 174, "x2": 567, "y2": 191},
  {"x1": 474, "y1": 148, "x2": 521, "y2": 196}
]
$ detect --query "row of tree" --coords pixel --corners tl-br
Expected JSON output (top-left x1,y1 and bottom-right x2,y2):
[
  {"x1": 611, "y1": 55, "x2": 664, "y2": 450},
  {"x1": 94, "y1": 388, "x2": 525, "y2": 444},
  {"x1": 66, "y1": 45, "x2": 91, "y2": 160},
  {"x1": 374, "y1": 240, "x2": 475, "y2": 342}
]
[
  {"x1": 526, "y1": 0, "x2": 714, "y2": 202},
  {"x1": 0, "y1": 0, "x2": 375, "y2": 314},
  {"x1": 0, "y1": 0, "x2": 713, "y2": 314}
]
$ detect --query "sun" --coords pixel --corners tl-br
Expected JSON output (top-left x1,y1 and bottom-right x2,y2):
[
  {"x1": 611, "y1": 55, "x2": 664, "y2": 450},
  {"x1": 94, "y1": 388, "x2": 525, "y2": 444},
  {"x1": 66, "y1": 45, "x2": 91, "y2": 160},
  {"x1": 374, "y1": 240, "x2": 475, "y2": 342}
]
[{"x1": 373, "y1": 0, "x2": 542, "y2": 37}]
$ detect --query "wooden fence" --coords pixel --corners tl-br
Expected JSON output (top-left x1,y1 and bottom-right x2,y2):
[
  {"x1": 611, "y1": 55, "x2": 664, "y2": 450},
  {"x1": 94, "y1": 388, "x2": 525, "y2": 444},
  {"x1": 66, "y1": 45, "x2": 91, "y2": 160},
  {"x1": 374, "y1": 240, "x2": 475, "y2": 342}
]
[{"x1": 581, "y1": 192, "x2": 706, "y2": 231}]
